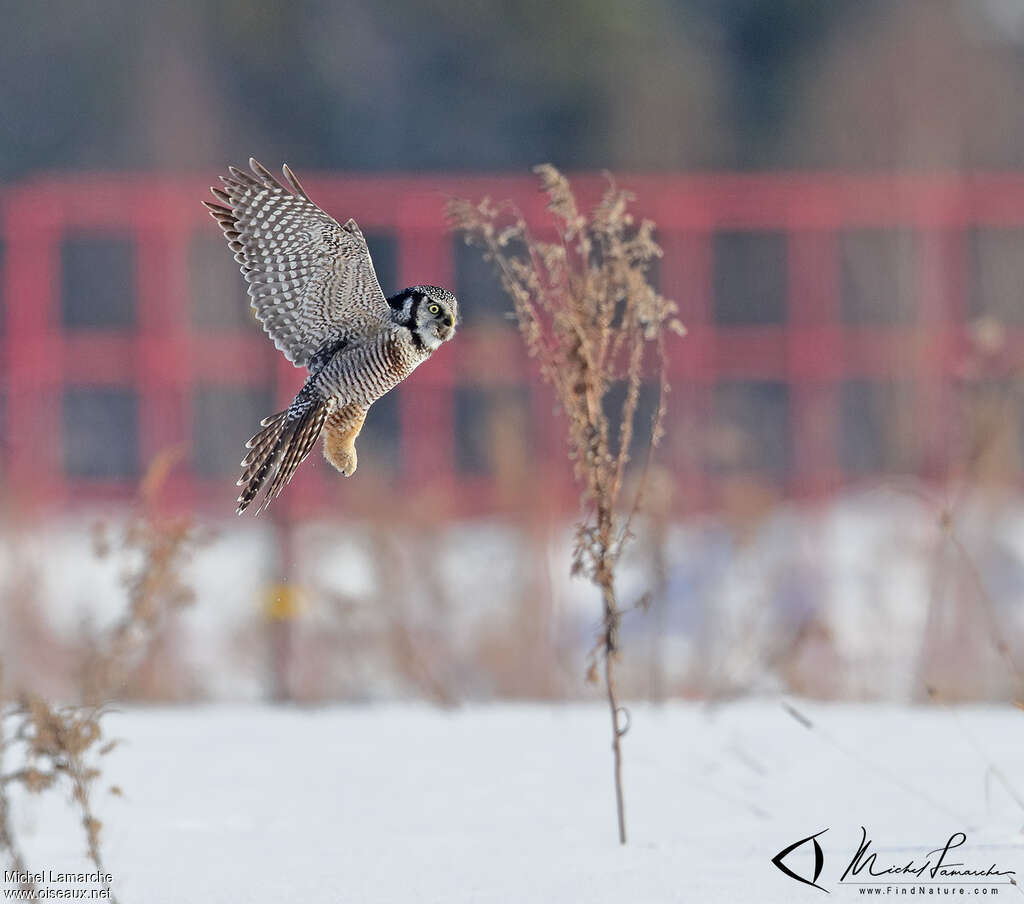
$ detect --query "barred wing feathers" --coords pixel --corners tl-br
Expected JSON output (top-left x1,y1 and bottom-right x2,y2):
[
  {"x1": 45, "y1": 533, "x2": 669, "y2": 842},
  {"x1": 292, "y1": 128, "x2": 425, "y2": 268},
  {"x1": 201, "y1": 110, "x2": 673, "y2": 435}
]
[{"x1": 204, "y1": 158, "x2": 391, "y2": 367}]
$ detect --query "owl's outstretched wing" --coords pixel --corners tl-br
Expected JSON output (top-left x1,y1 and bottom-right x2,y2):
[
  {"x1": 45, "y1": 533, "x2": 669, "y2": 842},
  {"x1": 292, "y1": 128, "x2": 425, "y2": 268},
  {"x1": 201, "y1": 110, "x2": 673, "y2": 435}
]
[{"x1": 204, "y1": 158, "x2": 391, "y2": 367}]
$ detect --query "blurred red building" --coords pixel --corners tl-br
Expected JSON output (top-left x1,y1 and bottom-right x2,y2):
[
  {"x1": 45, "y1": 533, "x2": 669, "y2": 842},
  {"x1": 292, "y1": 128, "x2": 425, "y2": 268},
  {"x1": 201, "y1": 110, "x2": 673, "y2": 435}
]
[{"x1": 1, "y1": 172, "x2": 1021, "y2": 518}]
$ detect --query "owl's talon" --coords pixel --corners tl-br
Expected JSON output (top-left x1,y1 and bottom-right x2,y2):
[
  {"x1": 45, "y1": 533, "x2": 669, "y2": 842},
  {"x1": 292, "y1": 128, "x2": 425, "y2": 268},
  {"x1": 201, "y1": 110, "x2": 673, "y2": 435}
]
[{"x1": 336, "y1": 451, "x2": 357, "y2": 477}]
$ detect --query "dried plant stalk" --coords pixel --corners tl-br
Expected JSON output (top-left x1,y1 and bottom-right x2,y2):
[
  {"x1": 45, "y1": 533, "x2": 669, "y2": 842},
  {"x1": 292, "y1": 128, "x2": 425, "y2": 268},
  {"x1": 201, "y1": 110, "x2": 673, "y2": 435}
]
[
  {"x1": 0, "y1": 448, "x2": 206, "y2": 899},
  {"x1": 449, "y1": 166, "x2": 684, "y2": 843}
]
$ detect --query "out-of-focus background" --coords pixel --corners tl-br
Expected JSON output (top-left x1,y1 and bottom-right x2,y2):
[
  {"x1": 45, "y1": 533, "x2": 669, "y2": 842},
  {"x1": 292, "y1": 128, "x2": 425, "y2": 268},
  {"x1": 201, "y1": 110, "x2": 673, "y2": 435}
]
[{"x1": 2, "y1": 0, "x2": 1023, "y2": 705}]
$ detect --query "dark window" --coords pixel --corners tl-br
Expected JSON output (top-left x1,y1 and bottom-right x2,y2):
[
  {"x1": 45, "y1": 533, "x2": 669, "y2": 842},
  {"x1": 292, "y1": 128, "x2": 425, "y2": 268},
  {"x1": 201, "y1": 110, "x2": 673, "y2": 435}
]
[
  {"x1": 63, "y1": 388, "x2": 138, "y2": 477},
  {"x1": 644, "y1": 230, "x2": 662, "y2": 294},
  {"x1": 839, "y1": 380, "x2": 918, "y2": 475},
  {"x1": 454, "y1": 386, "x2": 532, "y2": 476},
  {"x1": 970, "y1": 228, "x2": 1024, "y2": 324},
  {"x1": 713, "y1": 231, "x2": 787, "y2": 324},
  {"x1": 357, "y1": 388, "x2": 400, "y2": 475},
  {"x1": 61, "y1": 234, "x2": 135, "y2": 329},
  {"x1": 601, "y1": 381, "x2": 662, "y2": 463},
  {"x1": 711, "y1": 381, "x2": 790, "y2": 476},
  {"x1": 364, "y1": 232, "x2": 397, "y2": 297},
  {"x1": 192, "y1": 386, "x2": 274, "y2": 478},
  {"x1": 453, "y1": 236, "x2": 514, "y2": 328},
  {"x1": 840, "y1": 229, "x2": 916, "y2": 324},
  {"x1": 190, "y1": 235, "x2": 254, "y2": 330}
]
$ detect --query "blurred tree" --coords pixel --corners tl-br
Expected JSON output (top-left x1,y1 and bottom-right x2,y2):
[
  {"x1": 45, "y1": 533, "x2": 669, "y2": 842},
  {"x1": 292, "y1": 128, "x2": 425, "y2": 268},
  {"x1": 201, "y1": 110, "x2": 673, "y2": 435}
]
[
  {"x1": 788, "y1": 0, "x2": 1024, "y2": 169},
  {"x1": 0, "y1": 0, "x2": 718, "y2": 176},
  {"x1": 202, "y1": 0, "x2": 725, "y2": 170},
  {"x1": 0, "y1": 2, "x2": 140, "y2": 175},
  {"x1": 3, "y1": 0, "x2": 1024, "y2": 178}
]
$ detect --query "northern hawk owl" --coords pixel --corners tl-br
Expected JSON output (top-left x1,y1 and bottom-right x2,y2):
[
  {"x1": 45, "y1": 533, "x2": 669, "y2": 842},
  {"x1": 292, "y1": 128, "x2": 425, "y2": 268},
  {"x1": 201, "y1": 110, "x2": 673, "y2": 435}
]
[{"x1": 204, "y1": 159, "x2": 459, "y2": 514}]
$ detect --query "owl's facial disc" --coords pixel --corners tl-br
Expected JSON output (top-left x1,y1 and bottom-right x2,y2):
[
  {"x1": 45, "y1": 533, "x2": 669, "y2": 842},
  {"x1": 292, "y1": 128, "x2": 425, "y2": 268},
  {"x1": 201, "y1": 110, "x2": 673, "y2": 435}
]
[
  {"x1": 390, "y1": 285, "x2": 458, "y2": 350},
  {"x1": 427, "y1": 301, "x2": 455, "y2": 342}
]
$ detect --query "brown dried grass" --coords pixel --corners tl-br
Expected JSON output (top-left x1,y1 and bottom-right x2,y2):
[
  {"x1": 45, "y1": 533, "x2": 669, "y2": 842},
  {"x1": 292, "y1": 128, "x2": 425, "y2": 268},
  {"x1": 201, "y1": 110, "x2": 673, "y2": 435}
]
[
  {"x1": 449, "y1": 166, "x2": 683, "y2": 843},
  {"x1": 0, "y1": 448, "x2": 207, "y2": 901}
]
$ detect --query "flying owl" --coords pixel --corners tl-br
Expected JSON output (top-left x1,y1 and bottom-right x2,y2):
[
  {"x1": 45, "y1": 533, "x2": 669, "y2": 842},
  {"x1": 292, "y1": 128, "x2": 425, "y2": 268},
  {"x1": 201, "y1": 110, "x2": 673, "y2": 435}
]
[{"x1": 204, "y1": 159, "x2": 459, "y2": 515}]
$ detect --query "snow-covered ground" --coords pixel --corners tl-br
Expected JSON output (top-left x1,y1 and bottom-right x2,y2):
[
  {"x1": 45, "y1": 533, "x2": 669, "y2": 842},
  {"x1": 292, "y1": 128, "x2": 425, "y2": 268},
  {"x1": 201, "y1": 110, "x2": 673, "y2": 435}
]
[{"x1": 6, "y1": 701, "x2": 1024, "y2": 902}]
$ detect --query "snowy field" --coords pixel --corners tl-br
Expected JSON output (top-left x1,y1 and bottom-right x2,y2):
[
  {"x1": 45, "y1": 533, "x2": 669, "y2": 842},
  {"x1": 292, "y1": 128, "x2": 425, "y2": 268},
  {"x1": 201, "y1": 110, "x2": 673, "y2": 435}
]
[{"x1": 5, "y1": 701, "x2": 1024, "y2": 902}]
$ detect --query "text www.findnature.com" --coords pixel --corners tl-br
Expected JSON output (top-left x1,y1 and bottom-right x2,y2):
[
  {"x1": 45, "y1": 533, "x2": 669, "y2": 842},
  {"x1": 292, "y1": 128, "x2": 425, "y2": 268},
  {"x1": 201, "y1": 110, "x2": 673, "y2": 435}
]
[{"x1": 857, "y1": 888, "x2": 1001, "y2": 896}]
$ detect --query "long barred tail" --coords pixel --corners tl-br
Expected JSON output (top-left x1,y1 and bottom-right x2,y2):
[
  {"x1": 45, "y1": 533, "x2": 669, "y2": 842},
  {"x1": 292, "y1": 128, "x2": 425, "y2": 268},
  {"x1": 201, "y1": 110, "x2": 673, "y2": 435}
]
[{"x1": 236, "y1": 397, "x2": 328, "y2": 515}]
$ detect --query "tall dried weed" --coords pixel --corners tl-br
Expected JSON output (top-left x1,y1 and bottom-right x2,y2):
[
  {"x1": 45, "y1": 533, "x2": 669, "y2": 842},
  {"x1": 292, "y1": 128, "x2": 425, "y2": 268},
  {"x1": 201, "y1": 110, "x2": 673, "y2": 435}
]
[{"x1": 449, "y1": 166, "x2": 683, "y2": 843}]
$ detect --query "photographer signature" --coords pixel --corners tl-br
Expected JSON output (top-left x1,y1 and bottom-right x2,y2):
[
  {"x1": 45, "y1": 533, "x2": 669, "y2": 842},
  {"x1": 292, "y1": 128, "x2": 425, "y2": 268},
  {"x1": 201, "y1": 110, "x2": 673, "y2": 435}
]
[{"x1": 839, "y1": 828, "x2": 1016, "y2": 883}]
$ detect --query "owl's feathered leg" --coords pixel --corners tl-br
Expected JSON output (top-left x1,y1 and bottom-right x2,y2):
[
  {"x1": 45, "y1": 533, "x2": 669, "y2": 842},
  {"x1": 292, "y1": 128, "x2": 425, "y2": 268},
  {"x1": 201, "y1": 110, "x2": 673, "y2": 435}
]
[
  {"x1": 323, "y1": 403, "x2": 368, "y2": 477},
  {"x1": 236, "y1": 391, "x2": 329, "y2": 515}
]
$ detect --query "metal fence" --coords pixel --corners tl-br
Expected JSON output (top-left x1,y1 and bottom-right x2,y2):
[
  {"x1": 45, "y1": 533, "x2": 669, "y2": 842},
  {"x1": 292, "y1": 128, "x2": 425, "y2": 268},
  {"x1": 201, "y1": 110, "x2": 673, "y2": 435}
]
[{"x1": 1, "y1": 172, "x2": 1022, "y2": 517}]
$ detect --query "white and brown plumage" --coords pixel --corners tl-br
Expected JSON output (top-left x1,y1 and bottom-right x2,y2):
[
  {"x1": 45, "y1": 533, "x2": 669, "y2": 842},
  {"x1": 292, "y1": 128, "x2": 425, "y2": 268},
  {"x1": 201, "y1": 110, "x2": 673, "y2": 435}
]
[{"x1": 204, "y1": 159, "x2": 459, "y2": 514}]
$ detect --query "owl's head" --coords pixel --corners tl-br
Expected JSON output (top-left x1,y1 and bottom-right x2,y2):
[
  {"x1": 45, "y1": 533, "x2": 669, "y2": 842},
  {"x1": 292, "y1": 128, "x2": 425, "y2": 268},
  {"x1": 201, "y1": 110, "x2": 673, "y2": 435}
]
[{"x1": 389, "y1": 285, "x2": 459, "y2": 351}]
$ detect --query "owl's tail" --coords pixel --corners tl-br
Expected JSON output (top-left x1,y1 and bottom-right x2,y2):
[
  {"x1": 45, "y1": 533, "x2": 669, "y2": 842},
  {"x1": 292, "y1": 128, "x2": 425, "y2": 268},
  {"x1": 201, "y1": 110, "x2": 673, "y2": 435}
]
[{"x1": 236, "y1": 396, "x2": 328, "y2": 515}]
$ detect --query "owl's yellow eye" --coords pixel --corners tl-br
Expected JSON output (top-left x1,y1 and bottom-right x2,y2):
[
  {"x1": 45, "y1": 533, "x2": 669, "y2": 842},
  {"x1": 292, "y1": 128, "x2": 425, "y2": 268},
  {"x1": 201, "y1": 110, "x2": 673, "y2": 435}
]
[{"x1": 428, "y1": 304, "x2": 440, "y2": 315}]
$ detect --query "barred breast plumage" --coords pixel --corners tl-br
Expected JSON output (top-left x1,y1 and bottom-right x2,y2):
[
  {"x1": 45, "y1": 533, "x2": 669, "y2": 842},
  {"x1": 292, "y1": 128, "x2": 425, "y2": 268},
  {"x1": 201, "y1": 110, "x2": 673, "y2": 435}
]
[
  {"x1": 204, "y1": 159, "x2": 460, "y2": 514},
  {"x1": 317, "y1": 327, "x2": 428, "y2": 408}
]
